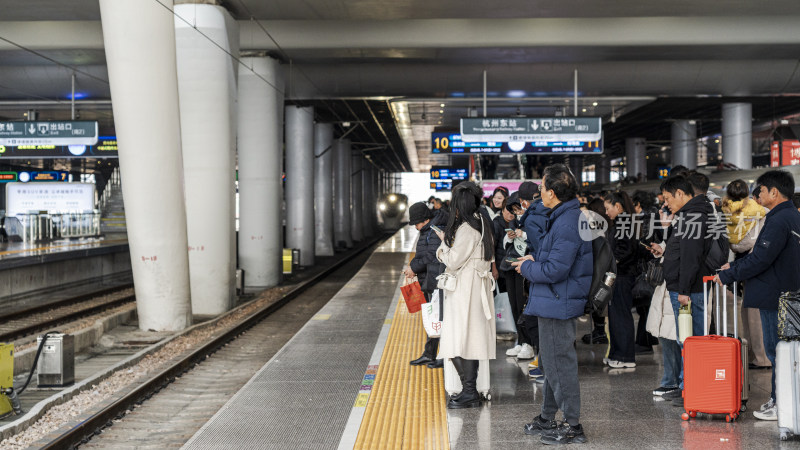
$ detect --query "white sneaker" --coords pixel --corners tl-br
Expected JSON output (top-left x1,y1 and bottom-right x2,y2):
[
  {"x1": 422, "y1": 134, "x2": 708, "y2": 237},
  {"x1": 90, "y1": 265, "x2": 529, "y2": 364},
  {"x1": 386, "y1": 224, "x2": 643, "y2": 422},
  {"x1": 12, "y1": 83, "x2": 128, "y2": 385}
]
[
  {"x1": 506, "y1": 344, "x2": 522, "y2": 356},
  {"x1": 602, "y1": 357, "x2": 610, "y2": 366},
  {"x1": 759, "y1": 398, "x2": 775, "y2": 412},
  {"x1": 607, "y1": 360, "x2": 636, "y2": 368},
  {"x1": 517, "y1": 344, "x2": 535, "y2": 360},
  {"x1": 754, "y1": 405, "x2": 777, "y2": 421}
]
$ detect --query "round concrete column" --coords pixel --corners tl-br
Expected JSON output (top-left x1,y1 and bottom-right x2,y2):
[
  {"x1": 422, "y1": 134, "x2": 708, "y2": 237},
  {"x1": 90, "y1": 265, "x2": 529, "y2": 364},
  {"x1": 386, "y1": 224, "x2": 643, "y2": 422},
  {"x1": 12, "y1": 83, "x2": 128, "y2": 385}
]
[
  {"x1": 625, "y1": 138, "x2": 647, "y2": 181},
  {"x1": 314, "y1": 123, "x2": 334, "y2": 256},
  {"x1": 237, "y1": 56, "x2": 283, "y2": 288},
  {"x1": 334, "y1": 139, "x2": 353, "y2": 248},
  {"x1": 361, "y1": 163, "x2": 374, "y2": 238},
  {"x1": 350, "y1": 150, "x2": 364, "y2": 242},
  {"x1": 596, "y1": 158, "x2": 611, "y2": 185},
  {"x1": 99, "y1": 0, "x2": 192, "y2": 331},
  {"x1": 285, "y1": 106, "x2": 315, "y2": 266},
  {"x1": 568, "y1": 156, "x2": 583, "y2": 184},
  {"x1": 175, "y1": 4, "x2": 238, "y2": 317},
  {"x1": 671, "y1": 120, "x2": 697, "y2": 169},
  {"x1": 722, "y1": 103, "x2": 753, "y2": 170}
]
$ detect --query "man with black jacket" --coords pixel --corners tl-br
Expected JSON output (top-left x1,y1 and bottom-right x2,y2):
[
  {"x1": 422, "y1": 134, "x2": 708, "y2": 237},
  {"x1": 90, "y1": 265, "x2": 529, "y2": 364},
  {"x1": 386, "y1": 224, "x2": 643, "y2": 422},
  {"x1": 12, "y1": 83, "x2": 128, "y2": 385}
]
[
  {"x1": 406, "y1": 202, "x2": 448, "y2": 368},
  {"x1": 650, "y1": 175, "x2": 713, "y2": 407},
  {"x1": 715, "y1": 170, "x2": 800, "y2": 420}
]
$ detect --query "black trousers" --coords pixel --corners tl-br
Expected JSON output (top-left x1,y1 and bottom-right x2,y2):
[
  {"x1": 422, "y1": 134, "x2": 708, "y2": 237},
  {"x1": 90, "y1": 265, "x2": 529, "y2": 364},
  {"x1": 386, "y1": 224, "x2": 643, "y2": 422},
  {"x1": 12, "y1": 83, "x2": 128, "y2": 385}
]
[
  {"x1": 635, "y1": 304, "x2": 658, "y2": 347},
  {"x1": 608, "y1": 274, "x2": 635, "y2": 363},
  {"x1": 421, "y1": 290, "x2": 439, "y2": 359},
  {"x1": 503, "y1": 271, "x2": 532, "y2": 347}
]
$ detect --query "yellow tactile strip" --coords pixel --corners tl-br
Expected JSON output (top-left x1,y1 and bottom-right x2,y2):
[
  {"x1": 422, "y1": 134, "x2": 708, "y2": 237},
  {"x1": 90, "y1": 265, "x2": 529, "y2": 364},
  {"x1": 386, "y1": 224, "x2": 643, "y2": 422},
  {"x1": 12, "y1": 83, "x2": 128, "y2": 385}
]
[{"x1": 354, "y1": 297, "x2": 450, "y2": 450}]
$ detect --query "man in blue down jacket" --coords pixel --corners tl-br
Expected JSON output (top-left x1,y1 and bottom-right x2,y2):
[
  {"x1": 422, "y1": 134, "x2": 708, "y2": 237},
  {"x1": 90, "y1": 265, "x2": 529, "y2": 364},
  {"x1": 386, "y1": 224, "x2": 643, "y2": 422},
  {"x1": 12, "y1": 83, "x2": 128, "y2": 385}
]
[
  {"x1": 715, "y1": 170, "x2": 800, "y2": 421},
  {"x1": 513, "y1": 164, "x2": 593, "y2": 445}
]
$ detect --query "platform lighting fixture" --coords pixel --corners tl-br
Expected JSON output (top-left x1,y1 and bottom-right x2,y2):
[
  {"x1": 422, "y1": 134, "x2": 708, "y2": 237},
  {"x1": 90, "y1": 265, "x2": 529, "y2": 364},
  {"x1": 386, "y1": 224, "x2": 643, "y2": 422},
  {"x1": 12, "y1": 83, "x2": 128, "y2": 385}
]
[
  {"x1": 582, "y1": 108, "x2": 587, "y2": 113},
  {"x1": 342, "y1": 121, "x2": 351, "y2": 127},
  {"x1": 592, "y1": 102, "x2": 598, "y2": 106},
  {"x1": 439, "y1": 110, "x2": 443, "y2": 114},
  {"x1": 440, "y1": 103, "x2": 445, "y2": 108}
]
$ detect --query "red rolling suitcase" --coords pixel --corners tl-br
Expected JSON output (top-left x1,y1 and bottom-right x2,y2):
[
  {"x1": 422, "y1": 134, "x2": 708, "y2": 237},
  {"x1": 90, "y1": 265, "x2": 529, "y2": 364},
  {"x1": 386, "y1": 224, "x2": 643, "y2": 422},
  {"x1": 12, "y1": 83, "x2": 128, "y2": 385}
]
[{"x1": 681, "y1": 277, "x2": 743, "y2": 422}]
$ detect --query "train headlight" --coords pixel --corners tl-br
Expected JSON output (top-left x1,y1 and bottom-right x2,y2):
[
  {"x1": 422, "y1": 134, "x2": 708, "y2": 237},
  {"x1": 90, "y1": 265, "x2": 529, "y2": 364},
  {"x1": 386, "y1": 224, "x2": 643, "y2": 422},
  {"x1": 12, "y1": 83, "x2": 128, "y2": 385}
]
[
  {"x1": 379, "y1": 203, "x2": 386, "y2": 211},
  {"x1": 389, "y1": 194, "x2": 397, "y2": 202},
  {"x1": 398, "y1": 203, "x2": 406, "y2": 211}
]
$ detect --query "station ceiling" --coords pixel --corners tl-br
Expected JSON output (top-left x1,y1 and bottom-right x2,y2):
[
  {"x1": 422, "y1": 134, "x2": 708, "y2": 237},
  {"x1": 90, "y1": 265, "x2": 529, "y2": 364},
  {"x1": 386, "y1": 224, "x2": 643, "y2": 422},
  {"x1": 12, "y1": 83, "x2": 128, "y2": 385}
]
[{"x1": 2, "y1": 0, "x2": 800, "y2": 172}]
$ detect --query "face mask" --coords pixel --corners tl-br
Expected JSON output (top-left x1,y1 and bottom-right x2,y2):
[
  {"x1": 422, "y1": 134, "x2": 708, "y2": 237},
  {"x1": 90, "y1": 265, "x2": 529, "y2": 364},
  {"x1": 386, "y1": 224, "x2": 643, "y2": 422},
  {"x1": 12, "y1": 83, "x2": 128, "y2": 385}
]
[{"x1": 517, "y1": 214, "x2": 523, "y2": 220}]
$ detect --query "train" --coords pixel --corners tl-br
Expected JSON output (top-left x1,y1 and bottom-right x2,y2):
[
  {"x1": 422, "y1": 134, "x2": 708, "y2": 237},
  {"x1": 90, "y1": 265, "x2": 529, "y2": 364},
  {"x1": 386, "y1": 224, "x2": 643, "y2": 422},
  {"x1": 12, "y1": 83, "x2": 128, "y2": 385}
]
[{"x1": 377, "y1": 193, "x2": 408, "y2": 230}]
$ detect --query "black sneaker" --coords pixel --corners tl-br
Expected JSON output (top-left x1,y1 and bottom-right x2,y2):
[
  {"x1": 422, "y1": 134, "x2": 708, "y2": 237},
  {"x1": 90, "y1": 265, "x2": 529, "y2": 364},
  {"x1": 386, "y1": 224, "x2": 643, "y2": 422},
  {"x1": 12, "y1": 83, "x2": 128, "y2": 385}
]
[
  {"x1": 541, "y1": 423, "x2": 587, "y2": 445},
  {"x1": 662, "y1": 388, "x2": 683, "y2": 401},
  {"x1": 581, "y1": 330, "x2": 608, "y2": 345},
  {"x1": 524, "y1": 415, "x2": 558, "y2": 435},
  {"x1": 653, "y1": 386, "x2": 679, "y2": 396}
]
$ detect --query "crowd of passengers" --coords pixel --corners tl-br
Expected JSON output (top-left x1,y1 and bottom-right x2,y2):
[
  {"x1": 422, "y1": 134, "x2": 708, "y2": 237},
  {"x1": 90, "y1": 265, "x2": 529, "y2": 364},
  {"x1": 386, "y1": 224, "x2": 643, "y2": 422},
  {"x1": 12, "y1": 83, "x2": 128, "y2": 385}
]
[{"x1": 403, "y1": 163, "x2": 800, "y2": 445}]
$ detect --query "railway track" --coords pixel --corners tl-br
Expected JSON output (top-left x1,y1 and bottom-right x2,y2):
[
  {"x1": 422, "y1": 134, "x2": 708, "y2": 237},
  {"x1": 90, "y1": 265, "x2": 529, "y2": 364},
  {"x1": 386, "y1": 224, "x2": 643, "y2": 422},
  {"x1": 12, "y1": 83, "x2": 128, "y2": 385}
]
[
  {"x1": 0, "y1": 285, "x2": 135, "y2": 343},
  {"x1": 37, "y1": 236, "x2": 384, "y2": 449}
]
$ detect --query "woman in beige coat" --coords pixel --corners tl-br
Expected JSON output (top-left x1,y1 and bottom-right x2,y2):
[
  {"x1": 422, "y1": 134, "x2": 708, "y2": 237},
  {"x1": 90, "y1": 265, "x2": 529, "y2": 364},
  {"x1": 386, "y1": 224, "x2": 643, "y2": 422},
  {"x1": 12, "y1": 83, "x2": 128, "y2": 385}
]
[{"x1": 433, "y1": 181, "x2": 496, "y2": 409}]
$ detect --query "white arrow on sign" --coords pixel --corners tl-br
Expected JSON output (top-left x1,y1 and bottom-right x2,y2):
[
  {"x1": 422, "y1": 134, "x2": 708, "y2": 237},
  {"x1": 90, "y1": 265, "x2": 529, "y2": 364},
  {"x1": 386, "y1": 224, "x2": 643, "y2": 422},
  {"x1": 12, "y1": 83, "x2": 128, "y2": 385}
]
[{"x1": 28, "y1": 124, "x2": 35, "y2": 134}]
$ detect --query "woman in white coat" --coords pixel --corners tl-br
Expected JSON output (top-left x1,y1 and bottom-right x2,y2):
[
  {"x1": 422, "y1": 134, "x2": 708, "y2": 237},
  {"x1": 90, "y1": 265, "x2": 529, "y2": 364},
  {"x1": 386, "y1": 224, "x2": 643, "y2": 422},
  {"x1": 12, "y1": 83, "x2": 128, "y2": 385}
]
[{"x1": 433, "y1": 181, "x2": 496, "y2": 409}]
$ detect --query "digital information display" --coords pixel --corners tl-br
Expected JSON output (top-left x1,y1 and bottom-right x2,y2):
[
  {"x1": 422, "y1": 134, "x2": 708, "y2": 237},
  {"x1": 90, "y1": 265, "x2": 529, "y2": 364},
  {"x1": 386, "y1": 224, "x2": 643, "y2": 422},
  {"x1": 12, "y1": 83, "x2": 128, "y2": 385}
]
[
  {"x1": 461, "y1": 117, "x2": 602, "y2": 142},
  {"x1": 430, "y1": 180, "x2": 452, "y2": 192},
  {"x1": 430, "y1": 166, "x2": 468, "y2": 180},
  {"x1": 6, "y1": 182, "x2": 95, "y2": 216},
  {"x1": 431, "y1": 132, "x2": 602, "y2": 154},
  {"x1": 0, "y1": 136, "x2": 118, "y2": 159}
]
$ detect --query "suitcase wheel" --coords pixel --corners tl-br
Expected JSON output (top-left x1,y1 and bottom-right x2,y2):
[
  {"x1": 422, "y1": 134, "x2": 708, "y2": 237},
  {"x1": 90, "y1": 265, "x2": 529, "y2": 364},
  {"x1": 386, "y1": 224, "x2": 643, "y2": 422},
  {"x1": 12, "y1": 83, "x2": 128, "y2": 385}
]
[
  {"x1": 725, "y1": 415, "x2": 731, "y2": 422},
  {"x1": 779, "y1": 428, "x2": 793, "y2": 441},
  {"x1": 681, "y1": 412, "x2": 690, "y2": 421},
  {"x1": 740, "y1": 403, "x2": 747, "y2": 412},
  {"x1": 689, "y1": 411, "x2": 697, "y2": 418}
]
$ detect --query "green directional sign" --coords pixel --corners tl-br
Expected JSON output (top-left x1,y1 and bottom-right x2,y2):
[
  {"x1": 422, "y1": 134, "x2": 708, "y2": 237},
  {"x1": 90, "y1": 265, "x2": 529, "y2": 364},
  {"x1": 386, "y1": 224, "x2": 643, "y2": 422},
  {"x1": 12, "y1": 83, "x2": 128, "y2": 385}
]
[
  {"x1": 460, "y1": 117, "x2": 601, "y2": 143},
  {"x1": 0, "y1": 121, "x2": 98, "y2": 146}
]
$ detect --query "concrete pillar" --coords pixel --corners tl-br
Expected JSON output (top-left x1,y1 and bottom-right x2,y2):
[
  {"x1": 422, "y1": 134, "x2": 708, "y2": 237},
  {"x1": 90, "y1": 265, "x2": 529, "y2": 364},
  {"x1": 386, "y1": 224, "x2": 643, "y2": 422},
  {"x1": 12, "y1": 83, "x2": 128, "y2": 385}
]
[
  {"x1": 334, "y1": 139, "x2": 353, "y2": 248},
  {"x1": 671, "y1": 120, "x2": 697, "y2": 169},
  {"x1": 596, "y1": 158, "x2": 611, "y2": 185},
  {"x1": 237, "y1": 56, "x2": 283, "y2": 288},
  {"x1": 175, "y1": 4, "x2": 237, "y2": 317},
  {"x1": 99, "y1": 0, "x2": 192, "y2": 331},
  {"x1": 568, "y1": 156, "x2": 583, "y2": 184},
  {"x1": 314, "y1": 123, "x2": 334, "y2": 256},
  {"x1": 361, "y1": 163, "x2": 374, "y2": 238},
  {"x1": 625, "y1": 138, "x2": 647, "y2": 182},
  {"x1": 351, "y1": 151, "x2": 364, "y2": 242},
  {"x1": 285, "y1": 106, "x2": 315, "y2": 266},
  {"x1": 722, "y1": 103, "x2": 753, "y2": 170}
]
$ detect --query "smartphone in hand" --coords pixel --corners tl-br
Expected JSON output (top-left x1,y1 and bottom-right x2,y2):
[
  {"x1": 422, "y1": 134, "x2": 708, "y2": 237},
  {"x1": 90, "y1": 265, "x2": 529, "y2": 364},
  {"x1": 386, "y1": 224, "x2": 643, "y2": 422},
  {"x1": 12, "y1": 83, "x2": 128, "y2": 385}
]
[
  {"x1": 430, "y1": 225, "x2": 443, "y2": 233},
  {"x1": 505, "y1": 257, "x2": 521, "y2": 263}
]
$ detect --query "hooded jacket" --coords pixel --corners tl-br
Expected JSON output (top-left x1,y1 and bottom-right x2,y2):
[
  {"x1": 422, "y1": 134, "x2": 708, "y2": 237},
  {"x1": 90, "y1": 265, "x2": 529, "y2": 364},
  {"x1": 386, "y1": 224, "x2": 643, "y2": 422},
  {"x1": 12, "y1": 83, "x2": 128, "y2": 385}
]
[
  {"x1": 662, "y1": 195, "x2": 713, "y2": 295},
  {"x1": 409, "y1": 209, "x2": 448, "y2": 293},
  {"x1": 719, "y1": 200, "x2": 800, "y2": 310},
  {"x1": 519, "y1": 198, "x2": 550, "y2": 255},
  {"x1": 519, "y1": 198, "x2": 593, "y2": 319}
]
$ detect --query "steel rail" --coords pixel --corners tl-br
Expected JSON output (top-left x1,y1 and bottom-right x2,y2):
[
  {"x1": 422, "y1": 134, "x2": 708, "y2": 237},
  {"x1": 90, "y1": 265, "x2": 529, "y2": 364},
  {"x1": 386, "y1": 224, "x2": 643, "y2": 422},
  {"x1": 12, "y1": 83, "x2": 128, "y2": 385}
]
[
  {"x1": 41, "y1": 235, "x2": 386, "y2": 449},
  {"x1": 0, "y1": 284, "x2": 134, "y2": 324}
]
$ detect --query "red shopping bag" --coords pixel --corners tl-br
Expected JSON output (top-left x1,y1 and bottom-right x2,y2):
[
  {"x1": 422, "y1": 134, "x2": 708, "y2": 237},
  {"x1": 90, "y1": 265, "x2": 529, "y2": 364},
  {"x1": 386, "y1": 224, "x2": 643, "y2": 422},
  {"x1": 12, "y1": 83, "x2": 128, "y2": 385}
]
[{"x1": 401, "y1": 277, "x2": 426, "y2": 313}]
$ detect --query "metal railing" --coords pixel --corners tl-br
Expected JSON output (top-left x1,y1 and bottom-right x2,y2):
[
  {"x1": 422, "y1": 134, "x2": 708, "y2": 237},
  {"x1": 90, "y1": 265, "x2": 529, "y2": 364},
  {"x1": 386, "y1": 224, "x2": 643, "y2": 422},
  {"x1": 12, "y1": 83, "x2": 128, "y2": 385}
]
[{"x1": 7, "y1": 211, "x2": 101, "y2": 242}]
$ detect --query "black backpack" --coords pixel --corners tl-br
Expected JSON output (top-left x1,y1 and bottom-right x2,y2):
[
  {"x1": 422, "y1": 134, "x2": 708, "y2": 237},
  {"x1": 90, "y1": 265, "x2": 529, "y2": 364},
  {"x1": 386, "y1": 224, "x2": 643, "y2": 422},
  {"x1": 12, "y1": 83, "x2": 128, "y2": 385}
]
[
  {"x1": 704, "y1": 203, "x2": 730, "y2": 272},
  {"x1": 585, "y1": 235, "x2": 617, "y2": 315}
]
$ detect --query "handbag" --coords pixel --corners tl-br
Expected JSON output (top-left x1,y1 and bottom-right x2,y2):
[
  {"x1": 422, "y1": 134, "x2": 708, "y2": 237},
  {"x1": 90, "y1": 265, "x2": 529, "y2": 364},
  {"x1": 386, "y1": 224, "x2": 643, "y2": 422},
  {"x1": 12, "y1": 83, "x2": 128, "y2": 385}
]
[
  {"x1": 421, "y1": 289, "x2": 443, "y2": 337},
  {"x1": 645, "y1": 258, "x2": 664, "y2": 287},
  {"x1": 494, "y1": 286, "x2": 517, "y2": 334},
  {"x1": 778, "y1": 289, "x2": 800, "y2": 341},
  {"x1": 400, "y1": 277, "x2": 426, "y2": 313},
  {"x1": 437, "y1": 218, "x2": 485, "y2": 292},
  {"x1": 498, "y1": 237, "x2": 527, "y2": 272}
]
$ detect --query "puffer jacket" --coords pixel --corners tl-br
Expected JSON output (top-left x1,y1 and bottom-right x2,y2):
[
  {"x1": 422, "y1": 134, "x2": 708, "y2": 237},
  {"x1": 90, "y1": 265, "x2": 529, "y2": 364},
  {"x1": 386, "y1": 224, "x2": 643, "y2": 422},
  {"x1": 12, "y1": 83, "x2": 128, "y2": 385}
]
[
  {"x1": 519, "y1": 198, "x2": 593, "y2": 319},
  {"x1": 409, "y1": 209, "x2": 448, "y2": 293},
  {"x1": 519, "y1": 198, "x2": 550, "y2": 255},
  {"x1": 722, "y1": 198, "x2": 766, "y2": 246},
  {"x1": 662, "y1": 195, "x2": 713, "y2": 295}
]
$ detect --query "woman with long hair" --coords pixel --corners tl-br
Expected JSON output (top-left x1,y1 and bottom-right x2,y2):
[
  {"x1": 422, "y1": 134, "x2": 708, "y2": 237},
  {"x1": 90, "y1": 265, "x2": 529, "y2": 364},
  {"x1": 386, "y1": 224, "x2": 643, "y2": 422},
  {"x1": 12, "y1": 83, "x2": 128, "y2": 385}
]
[
  {"x1": 603, "y1": 191, "x2": 638, "y2": 368},
  {"x1": 433, "y1": 181, "x2": 496, "y2": 409}
]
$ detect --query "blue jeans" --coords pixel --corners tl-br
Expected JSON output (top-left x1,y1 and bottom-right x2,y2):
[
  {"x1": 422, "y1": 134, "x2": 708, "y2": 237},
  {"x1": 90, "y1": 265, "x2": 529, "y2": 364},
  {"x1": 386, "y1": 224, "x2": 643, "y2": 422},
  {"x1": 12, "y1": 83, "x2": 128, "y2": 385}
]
[
  {"x1": 659, "y1": 337, "x2": 682, "y2": 388},
  {"x1": 669, "y1": 291, "x2": 706, "y2": 389},
  {"x1": 760, "y1": 309, "x2": 779, "y2": 400}
]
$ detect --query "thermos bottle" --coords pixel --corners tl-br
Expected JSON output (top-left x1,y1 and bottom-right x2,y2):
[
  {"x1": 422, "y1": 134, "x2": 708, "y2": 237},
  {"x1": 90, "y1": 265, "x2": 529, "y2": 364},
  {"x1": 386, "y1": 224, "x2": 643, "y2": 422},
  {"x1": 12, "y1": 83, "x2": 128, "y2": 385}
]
[{"x1": 678, "y1": 302, "x2": 693, "y2": 343}]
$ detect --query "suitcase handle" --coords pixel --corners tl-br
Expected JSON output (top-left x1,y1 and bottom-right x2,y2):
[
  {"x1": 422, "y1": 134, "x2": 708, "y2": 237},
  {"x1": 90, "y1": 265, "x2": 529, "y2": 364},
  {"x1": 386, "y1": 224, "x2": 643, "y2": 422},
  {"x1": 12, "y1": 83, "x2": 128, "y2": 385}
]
[
  {"x1": 702, "y1": 275, "x2": 715, "y2": 283},
  {"x1": 703, "y1": 277, "x2": 738, "y2": 339}
]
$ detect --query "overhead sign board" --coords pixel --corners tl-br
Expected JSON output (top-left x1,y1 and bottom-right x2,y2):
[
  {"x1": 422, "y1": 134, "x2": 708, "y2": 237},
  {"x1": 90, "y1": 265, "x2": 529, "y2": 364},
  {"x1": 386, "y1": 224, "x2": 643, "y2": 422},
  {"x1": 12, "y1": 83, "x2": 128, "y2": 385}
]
[
  {"x1": 6, "y1": 182, "x2": 95, "y2": 216},
  {"x1": 460, "y1": 117, "x2": 602, "y2": 142},
  {"x1": 0, "y1": 136, "x2": 117, "y2": 159},
  {"x1": 429, "y1": 180, "x2": 452, "y2": 192},
  {"x1": 430, "y1": 166, "x2": 468, "y2": 181},
  {"x1": 432, "y1": 132, "x2": 602, "y2": 154},
  {"x1": 0, "y1": 121, "x2": 99, "y2": 146}
]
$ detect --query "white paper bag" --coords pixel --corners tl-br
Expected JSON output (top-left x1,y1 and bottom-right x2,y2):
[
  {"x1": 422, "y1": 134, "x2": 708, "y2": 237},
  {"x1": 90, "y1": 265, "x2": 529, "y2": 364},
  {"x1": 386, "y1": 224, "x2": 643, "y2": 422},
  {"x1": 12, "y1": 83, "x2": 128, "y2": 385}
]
[
  {"x1": 422, "y1": 290, "x2": 443, "y2": 338},
  {"x1": 494, "y1": 287, "x2": 517, "y2": 334}
]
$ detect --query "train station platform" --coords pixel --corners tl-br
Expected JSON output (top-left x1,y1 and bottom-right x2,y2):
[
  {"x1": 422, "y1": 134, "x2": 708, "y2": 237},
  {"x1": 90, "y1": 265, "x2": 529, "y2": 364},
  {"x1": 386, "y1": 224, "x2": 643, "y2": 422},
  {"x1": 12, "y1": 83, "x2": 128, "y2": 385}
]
[{"x1": 184, "y1": 227, "x2": 782, "y2": 449}]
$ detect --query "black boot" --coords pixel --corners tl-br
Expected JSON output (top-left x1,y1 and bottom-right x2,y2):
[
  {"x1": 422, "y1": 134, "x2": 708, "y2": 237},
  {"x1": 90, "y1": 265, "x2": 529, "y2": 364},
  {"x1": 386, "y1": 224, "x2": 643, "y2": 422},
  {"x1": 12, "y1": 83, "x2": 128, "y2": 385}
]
[
  {"x1": 448, "y1": 359, "x2": 481, "y2": 409},
  {"x1": 448, "y1": 357, "x2": 467, "y2": 402}
]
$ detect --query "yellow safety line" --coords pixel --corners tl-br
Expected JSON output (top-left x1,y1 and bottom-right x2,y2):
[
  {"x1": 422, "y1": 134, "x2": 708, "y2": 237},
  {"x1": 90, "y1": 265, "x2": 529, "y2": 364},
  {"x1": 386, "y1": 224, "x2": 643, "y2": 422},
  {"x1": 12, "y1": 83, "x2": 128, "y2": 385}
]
[
  {"x1": 354, "y1": 296, "x2": 450, "y2": 450},
  {"x1": 0, "y1": 238, "x2": 127, "y2": 257}
]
